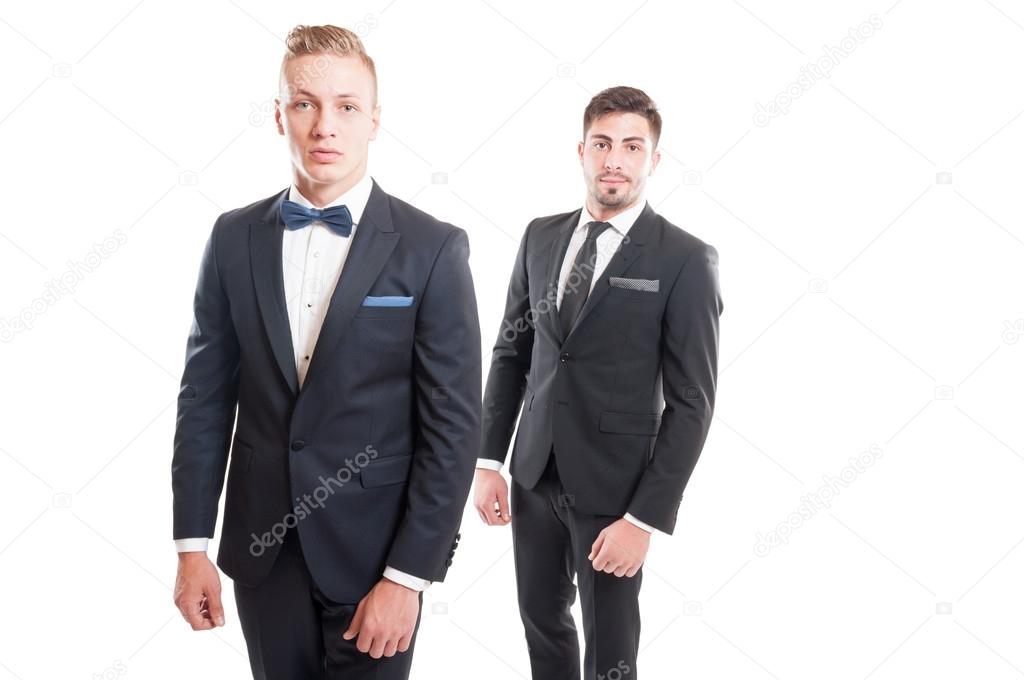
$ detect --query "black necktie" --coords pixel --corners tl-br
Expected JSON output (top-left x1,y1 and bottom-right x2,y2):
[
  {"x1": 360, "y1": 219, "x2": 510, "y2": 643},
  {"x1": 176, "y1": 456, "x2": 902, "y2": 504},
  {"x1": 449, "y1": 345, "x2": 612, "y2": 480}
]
[{"x1": 558, "y1": 220, "x2": 613, "y2": 338}]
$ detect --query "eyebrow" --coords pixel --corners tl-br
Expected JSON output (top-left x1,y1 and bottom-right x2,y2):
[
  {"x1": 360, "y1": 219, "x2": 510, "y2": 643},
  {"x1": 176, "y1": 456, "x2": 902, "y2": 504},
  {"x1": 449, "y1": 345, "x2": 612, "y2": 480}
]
[
  {"x1": 293, "y1": 89, "x2": 362, "y2": 100},
  {"x1": 590, "y1": 134, "x2": 647, "y2": 144}
]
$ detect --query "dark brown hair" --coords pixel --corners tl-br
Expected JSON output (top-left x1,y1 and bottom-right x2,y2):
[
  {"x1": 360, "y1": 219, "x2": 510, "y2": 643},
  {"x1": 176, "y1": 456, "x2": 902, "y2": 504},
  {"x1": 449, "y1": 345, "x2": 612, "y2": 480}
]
[{"x1": 583, "y1": 86, "x2": 662, "y2": 147}]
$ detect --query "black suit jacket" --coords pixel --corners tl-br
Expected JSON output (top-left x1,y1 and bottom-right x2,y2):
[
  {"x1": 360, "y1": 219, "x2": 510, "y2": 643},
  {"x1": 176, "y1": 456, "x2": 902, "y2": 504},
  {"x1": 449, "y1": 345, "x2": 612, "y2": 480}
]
[
  {"x1": 171, "y1": 180, "x2": 481, "y2": 603},
  {"x1": 480, "y1": 202, "x2": 722, "y2": 534}
]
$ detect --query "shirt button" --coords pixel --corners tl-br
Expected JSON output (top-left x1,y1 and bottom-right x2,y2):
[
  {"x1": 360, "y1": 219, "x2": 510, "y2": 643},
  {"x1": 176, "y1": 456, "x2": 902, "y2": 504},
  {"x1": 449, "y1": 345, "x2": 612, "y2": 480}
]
[{"x1": 291, "y1": 440, "x2": 305, "y2": 452}]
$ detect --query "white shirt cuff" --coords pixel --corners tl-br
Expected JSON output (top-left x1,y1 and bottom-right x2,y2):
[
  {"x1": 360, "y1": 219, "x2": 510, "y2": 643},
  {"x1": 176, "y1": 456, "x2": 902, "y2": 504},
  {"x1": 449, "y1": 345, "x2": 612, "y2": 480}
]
[
  {"x1": 623, "y1": 513, "x2": 655, "y2": 534},
  {"x1": 383, "y1": 566, "x2": 431, "y2": 591},
  {"x1": 476, "y1": 458, "x2": 503, "y2": 471},
  {"x1": 175, "y1": 537, "x2": 209, "y2": 552}
]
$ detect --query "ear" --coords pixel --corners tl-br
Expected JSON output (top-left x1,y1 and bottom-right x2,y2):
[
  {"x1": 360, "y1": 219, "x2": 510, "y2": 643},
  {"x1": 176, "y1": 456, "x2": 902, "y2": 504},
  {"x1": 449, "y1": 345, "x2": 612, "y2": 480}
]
[
  {"x1": 649, "y1": 148, "x2": 661, "y2": 175},
  {"x1": 577, "y1": 140, "x2": 585, "y2": 165},
  {"x1": 274, "y1": 98, "x2": 285, "y2": 136},
  {"x1": 368, "y1": 103, "x2": 382, "y2": 142}
]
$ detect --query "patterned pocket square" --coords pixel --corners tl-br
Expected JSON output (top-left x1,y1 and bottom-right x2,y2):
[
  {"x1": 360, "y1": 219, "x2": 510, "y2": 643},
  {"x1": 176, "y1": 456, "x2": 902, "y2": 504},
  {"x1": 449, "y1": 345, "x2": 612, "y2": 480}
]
[
  {"x1": 362, "y1": 295, "x2": 414, "y2": 307},
  {"x1": 609, "y1": 277, "x2": 659, "y2": 292}
]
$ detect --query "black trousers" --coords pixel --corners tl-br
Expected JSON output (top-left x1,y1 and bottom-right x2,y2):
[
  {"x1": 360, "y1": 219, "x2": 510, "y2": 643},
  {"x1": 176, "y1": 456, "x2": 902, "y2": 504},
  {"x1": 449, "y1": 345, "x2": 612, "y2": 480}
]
[
  {"x1": 511, "y1": 451, "x2": 643, "y2": 680},
  {"x1": 233, "y1": 526, "x2": 423, "y2": 680}
]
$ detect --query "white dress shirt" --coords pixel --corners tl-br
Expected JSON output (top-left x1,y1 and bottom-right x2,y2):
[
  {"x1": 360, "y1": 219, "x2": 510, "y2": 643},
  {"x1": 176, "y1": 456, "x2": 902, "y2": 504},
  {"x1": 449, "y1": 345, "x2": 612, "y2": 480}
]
[
  {"x1": 176, "y1": 173, "x2": 431, "y2": 591},
  {"x1": 476, "y1": 196, "x2": 657, "y2": 534}
]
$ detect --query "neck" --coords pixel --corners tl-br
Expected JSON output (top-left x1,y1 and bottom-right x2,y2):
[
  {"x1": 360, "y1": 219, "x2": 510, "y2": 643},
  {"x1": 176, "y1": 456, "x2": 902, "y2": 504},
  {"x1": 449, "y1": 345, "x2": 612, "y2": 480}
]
[
  {"x1": 586, "y1": 193, "x2": 643, "y2": 222},
  {"x1": 293, "y1": 166, "x2": 366, "y2": 208}
]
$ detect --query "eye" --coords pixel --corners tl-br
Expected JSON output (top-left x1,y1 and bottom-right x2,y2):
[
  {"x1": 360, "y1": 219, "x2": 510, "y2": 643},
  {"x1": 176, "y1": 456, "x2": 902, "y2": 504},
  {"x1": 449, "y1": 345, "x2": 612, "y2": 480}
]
[
  {"x1": 295, "y1": 101, "x2": 313, "y2": 110},
  {"x1": 341, "y1": 104, "x2": 357, "y2": 112},
  {"x1": 628, "y1": 144, "x2": 640, "y2": 151},
  {"x1": 594, "y1": 141, "x2": 607, "y2": 149}
]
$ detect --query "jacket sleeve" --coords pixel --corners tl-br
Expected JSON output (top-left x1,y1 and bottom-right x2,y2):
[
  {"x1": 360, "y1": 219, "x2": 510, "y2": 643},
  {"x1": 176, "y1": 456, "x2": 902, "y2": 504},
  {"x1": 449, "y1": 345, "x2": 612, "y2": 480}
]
[
  {"x1": 626, "y1": 242, "x2": 723, "y2": 534},
  {"x1": 480, "y1": 222, "x2": 535, "y2": 464},
  {"x1": 384, "y1": 228, "x2": 482, "y2": 581},
  {"x1": 171, "y1": 216, "x2": 241, "y2": 540}
]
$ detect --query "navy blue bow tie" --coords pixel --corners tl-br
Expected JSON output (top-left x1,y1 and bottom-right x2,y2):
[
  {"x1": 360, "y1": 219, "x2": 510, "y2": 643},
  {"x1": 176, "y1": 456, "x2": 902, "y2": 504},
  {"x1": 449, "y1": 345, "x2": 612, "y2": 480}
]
[{"x1": 280, "y1": 200, "x2": 354, "y2": 237}]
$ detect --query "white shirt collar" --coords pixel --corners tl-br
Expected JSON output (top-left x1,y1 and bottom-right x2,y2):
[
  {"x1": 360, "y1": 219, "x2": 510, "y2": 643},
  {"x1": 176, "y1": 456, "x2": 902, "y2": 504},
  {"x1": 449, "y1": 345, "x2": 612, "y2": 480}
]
[
  {"x1": 287, "y1": 172, "x2": 374, "y2": 226},
  {"x1": 576, "y1": 194, "x2": 647, "y2": 236}
]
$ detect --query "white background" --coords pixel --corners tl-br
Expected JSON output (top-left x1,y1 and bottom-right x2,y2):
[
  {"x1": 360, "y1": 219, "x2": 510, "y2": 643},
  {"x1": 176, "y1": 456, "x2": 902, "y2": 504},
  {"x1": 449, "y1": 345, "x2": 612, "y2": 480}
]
[{"x1": 1, "y1": 1, "x2": 1022, "y2": 678}]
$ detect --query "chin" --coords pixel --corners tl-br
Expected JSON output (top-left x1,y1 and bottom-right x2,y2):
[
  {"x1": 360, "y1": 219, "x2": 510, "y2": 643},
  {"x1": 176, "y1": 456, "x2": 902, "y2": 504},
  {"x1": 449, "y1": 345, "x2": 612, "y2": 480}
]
[{"x1": 304, "y1": 164, "x2": 347, "y2": 184}]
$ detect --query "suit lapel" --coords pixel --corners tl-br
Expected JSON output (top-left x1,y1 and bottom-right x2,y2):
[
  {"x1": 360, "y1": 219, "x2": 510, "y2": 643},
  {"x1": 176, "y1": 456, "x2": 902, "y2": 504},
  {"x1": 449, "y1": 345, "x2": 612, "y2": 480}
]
[
  {"x1": 540, "y1": 210, "x2": 581, "y2": 345},
  {"x1": 563, "y1": 201, "x2": 655, "y2": 343},
  {"x1": 250, "y1": 188, "x2": 299, "y2": 395},
  {"x1": 302, "y1": 180, "x2": 400, "y2": 394}
]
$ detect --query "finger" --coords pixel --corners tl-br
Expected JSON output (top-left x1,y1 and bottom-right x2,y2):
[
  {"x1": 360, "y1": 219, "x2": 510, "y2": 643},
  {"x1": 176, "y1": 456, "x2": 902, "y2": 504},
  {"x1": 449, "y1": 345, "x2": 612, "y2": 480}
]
[
  {"x1": 498, "y1": 490, "x2": 511, "y2": 524},
  {"x1": 477, "y1": 509, "x2": 490, "y2": 525},
  {"x1": 397, "y1": 632, "x2": 413, "y2": 653},
  {"x1": 625, "y1": 564, "x2": 641, "y2": 578},
  {"x1": 343, "y1": 603, "x2": 364, "y2": 641},
  {"x1": 369, "y1": 633, "x2": 388, "y2": 659},
  {"x1": 356, "y1": 630, "x2": 374, "y2": 654},
  {"x1": 205, "y1": 586, "x2": 226, "y2": 627},
  {"x1": 613, "y1": 565, "x2": 628, "y2": 577},
  {"x1": 589, "y1": 534, "x2": 605, "y2": 561},
  {"x1": 382, "y1": 638, "x2": 399, "y2": 657},
  {"x1": 179, "y1": 600, "x2": 212, "y2": 630}
]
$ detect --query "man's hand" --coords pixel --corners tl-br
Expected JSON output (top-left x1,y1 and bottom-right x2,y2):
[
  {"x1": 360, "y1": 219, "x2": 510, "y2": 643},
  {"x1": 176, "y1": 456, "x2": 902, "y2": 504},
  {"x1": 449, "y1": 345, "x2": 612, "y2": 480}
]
[
  {"x1": 343, "y1": 578, "x2": 420, "y2": 658},
  {"x1": 174, "y1": 552, "x2": 225, "y2": 630},
  {"x1": 588, "y1": 519, "x2": 651, "y2": 578},
  {"x1": 473, "y1": 468, "x2": 510, "y2": 525}
]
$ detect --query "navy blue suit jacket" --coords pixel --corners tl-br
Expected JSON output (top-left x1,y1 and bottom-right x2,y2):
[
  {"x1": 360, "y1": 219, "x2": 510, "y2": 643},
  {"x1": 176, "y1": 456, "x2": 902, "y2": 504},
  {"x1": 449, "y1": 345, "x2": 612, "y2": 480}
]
[{"x1": 171, "y1": 180, "x2": 481, "y2": 603}]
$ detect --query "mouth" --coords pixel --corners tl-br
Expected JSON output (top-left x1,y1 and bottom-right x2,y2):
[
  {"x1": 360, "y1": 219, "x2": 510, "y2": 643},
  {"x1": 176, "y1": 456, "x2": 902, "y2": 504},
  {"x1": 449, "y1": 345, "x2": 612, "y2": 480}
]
[
  {"x1": 309, "y1": 148, "x2": 342, "y2": 163},
  {"x1": 598, "y1": 176, "x2": 628, "y2": 186}
]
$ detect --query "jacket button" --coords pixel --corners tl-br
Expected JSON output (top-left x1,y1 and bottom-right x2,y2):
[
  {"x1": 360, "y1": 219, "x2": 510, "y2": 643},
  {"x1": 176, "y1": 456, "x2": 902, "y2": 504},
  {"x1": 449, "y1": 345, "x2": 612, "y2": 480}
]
[
  {"x1": 290, "y1": 440, "x2": 305, "y2": 451},
  {"x1": 181, "y1": 386, "x2": 196, "y2": 399},
  {"x1": 445, "y1": 558, "x2": 453, "y2": 566},
  {"x1": 560, "y1": 352, "x2": 570, "y2": 362}
]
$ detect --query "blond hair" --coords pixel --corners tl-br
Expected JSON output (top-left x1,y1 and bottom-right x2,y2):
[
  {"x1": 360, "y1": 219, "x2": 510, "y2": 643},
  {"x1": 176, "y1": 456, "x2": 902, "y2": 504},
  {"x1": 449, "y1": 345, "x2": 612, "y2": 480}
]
[{"x1": 280, "y1": 25, "x2": 377, "y2": 103}]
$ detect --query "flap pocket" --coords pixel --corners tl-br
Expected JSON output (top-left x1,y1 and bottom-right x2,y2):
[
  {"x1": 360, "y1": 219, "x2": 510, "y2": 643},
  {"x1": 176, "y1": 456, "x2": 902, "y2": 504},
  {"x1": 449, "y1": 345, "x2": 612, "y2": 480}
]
[
  {"x1": 360, "y1": 453, "x2": 414, "y2": 488},
  {"x1": 599, "y1": 411, "x2": 662, "y2": 436}
]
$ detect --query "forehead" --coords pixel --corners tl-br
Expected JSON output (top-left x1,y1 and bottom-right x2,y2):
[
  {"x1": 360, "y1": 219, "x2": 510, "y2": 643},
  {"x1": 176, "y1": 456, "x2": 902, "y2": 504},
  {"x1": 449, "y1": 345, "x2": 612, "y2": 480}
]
[
  {"x1": 280, "y1": 53, "x2": 374, "y2": 99},
  {"x1": 586, "y1": 112, "x2": 652, "y2": 141}
]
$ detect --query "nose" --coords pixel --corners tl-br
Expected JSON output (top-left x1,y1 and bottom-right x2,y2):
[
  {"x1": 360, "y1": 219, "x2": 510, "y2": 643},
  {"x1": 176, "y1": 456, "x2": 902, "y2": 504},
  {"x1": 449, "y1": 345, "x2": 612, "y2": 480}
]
[
  {"x1": 603, "y1": 149, "x2": 623, "y2": 172},
  {"x1": 312, "y1": 111, "x2": 336, "y2": 139}
]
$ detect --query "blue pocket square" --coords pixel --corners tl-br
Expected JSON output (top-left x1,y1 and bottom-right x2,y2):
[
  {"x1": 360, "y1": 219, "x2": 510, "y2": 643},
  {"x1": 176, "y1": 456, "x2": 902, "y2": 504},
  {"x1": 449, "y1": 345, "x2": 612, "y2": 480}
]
[{"x1": 362, "y1": 295, "x2": 414, "y2": 307}]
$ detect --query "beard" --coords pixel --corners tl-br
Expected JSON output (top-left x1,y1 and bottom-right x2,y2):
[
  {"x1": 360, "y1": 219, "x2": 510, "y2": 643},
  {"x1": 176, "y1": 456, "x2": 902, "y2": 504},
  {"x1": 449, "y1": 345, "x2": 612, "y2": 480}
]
[{"x1": 590, "y1": 176, "x2": 637, "y2": 209}]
